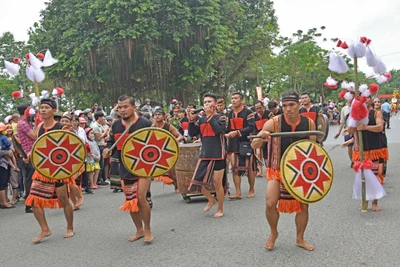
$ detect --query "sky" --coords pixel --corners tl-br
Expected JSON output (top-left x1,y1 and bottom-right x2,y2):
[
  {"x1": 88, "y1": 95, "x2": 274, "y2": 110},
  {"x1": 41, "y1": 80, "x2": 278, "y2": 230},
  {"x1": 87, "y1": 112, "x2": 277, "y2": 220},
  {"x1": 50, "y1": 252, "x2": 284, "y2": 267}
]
[{"x1": 1, "y1": 0, "x2": 399, "y2": 75}]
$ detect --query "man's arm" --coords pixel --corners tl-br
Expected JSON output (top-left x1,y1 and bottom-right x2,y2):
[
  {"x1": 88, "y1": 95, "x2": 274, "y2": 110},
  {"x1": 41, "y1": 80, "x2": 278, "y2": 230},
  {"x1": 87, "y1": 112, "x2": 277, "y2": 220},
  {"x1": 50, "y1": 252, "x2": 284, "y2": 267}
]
[
  {"x1": 170, "y1": 125, "x2": 183, "y2": 142},
  {"x1": 251, "y1": 119, "x2": 274, "y2": 149},
  {"x1": 27, "y1": 129, "x2": 38, "y2": 140},
  {"x1": 238, "y1": 112, "x2": 255, "y2": 137},
  {"x1": 208, "y1": 115, "x2": 226, "y2": 135}
]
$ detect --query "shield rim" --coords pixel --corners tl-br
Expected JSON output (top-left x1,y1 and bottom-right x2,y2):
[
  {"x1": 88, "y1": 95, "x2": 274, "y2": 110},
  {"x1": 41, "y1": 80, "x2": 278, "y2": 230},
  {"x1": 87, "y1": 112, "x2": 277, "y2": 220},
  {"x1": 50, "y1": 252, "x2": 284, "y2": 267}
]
[
  {"x1": 317, "y1": 114, "x2": 329, "y2": 143},
  {"x1": 31, "y1": 130, "x2": 86, "y2": 180},
  {"x1": 121, "y1": 127, "x2": 179, "y2": 178},
  {"x1": 280, "y1": 139, "x2": 334, "y2": 204}
]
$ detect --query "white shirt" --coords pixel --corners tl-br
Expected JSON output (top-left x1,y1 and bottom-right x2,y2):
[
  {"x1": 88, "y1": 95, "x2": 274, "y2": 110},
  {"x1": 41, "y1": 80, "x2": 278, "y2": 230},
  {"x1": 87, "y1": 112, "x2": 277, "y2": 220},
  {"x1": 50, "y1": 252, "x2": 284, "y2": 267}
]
[
  {"x1": 263, "y1": 97, "x2": 270, "y2": 106},
  {"x1": 72, "y1": 126, "x2": 88, "y2": 144}
]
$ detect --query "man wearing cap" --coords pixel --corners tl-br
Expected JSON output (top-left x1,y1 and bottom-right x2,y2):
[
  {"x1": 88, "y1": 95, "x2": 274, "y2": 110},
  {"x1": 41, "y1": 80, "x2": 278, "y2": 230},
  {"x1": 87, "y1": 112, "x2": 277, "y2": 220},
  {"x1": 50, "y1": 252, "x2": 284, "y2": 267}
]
[
  {"x1": 251, "y1": 90, "x2": 315, "y2": 251},
  {"x1": 16, "y1": 103, "x2": 37, "y2": 213},
  {"x1": 103, "y1": 95, "x2": 154, "y2": 243},
  {"x1": 25, "y1": 98, "x2": 76, "y2": 243}
]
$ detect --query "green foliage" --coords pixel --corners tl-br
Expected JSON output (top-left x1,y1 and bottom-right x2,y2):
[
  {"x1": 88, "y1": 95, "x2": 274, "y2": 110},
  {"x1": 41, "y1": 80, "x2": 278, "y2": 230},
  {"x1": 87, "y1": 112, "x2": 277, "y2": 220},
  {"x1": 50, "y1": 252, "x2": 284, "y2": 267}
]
[{"x1": 26, "y1": 0, "x2": 279, "y2": 109}]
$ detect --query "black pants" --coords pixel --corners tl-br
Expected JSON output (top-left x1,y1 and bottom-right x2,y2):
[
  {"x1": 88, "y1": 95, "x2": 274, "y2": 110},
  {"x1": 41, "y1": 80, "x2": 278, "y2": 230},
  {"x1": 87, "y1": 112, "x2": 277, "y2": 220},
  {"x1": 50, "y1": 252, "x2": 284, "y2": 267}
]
[
  {"x1": 79, "y1": 170, "x2": 88, "y2": 188},
  {"x1": 23, "y1": 162, "x2": 35, "y2": 210},
  {"x1": 384, "y1": 112, "x2": 390, "y2": 128}
]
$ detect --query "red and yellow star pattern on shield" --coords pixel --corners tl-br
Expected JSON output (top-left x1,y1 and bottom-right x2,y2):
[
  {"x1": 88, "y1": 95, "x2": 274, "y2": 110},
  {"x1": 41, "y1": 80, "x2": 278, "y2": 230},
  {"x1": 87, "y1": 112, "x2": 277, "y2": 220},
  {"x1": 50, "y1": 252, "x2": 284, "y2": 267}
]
[
  {"x1": 32, "y1": 130, "x2": 86, "y2": 180},
  {"x1": 280, "y1": 140, "x2": 334, "y2": 204},
  {"x1": 121, "y1": 128, "x2": 179, "y2": 178}
]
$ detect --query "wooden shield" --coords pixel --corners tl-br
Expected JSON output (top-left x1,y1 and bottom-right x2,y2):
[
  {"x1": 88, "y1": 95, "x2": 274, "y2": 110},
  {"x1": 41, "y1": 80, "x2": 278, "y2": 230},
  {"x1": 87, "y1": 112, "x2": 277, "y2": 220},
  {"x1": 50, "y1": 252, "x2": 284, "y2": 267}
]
[
  {"x1": 280, "y1": 139, "x2": 334, "y2": 204},
  {"x1": 121, "y1": 128, "x2": 179, "y2": 178},
  {"x1": 316, "y1": 114, "x2": 329, "y2": 143},
  {"x1": 12, "y1": 135, "x2": 27, "y2": 159},
  {"x1": 31, "y1": 130, "x2": 86, "y2": 180}
]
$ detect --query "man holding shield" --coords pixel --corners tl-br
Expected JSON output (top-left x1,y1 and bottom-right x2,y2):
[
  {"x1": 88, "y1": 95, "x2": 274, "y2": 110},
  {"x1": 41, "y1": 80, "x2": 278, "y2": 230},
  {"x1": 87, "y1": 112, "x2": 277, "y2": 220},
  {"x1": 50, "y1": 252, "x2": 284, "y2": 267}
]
[
  {"x1": 25, "y1": 98, "x2": 75, "y2": 243},
  {"x1": 103, "y1": 95, "x2": 154, "y2": 243},
  {"x1": 252, "y1": 90, "x2": 316, "y2": 251}
]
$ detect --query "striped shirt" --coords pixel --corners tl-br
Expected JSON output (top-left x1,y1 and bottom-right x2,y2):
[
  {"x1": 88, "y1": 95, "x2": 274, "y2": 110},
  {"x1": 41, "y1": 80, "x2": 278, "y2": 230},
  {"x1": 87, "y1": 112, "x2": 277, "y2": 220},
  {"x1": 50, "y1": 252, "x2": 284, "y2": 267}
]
[{"x1": 16, "y1": 118, "x2": 35, "y2": 155}]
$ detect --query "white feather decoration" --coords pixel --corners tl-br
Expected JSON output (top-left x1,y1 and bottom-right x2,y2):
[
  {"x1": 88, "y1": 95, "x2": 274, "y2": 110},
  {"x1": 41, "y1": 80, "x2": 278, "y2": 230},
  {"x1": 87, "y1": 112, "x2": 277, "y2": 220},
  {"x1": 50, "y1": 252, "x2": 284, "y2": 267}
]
[
  {"x1": 344, "y1": 92, "x2": 354, "y2": 100},
  {"x1": 26, "y1": 66, "x2": 35, "y2": 82},
  {"x1": 4, "y1": 61, "x2": 20, "y2": 75},
  {"x1": 341, "y1": 81, "x2": 350, "y2": 90},
  {"x1": 41, "y1": 90, "x2": 49, "y2": 98},
  {"x1": 353, "y1": 169, "x2": 386, "y2": 200},
  {"x1": 326, "y1": 76, "x2": 337, "y2": 86},
  {"x1": 29, "y1": 108, "x2": 36, "y2": 115},
  {"x1": 42, "y1": 50, "x2": 58, "y2": 67},
  {"x1": 336, "y1": 54, "x2": 349, "y2": 73},
  {"x1": 361, "y1": 90, "x2": 371, "y2": 97},
  {"x1": 329, "y1": 52, "x2": 349, "y2": 74},
  {"x1": 376, "y1": 75, "x2": 388, "y2": 84},
  {"x1": 354, "y1": 42, "x2": 366, "y2": 58},
  {"x1": 52, "y1": 88, "x2": 58, "y2": 96},
  {"x1": 359, "y1": 84, "x2": 368, "y2": 93},
  {"x1": 373, "y1": 59, "x2": 387, "y2": 74},
  {"x1": 366, "y1": 47, "x2": 378, "y2": 67},
  {"x1": 29, "y1": 52, "x2": 43, "y2": 69},
  {"x1": 32, "y1": 97, "x2": 40, "y2": 107},
  {"x1": 347, "y1": 43, "x2": 356, "y2": 58},
  {"x1": 29, "y1": 93, "x2": 36, "y2": 99},
  {"x1": 328, "y1": 52, "x2": 339, "y2": 72},
  {"x1": 33, "y1": 68, "x2": 45, "y2": 83},
  {"x1": 348, "y1": 82, "x2": 355, "y2": 91}
]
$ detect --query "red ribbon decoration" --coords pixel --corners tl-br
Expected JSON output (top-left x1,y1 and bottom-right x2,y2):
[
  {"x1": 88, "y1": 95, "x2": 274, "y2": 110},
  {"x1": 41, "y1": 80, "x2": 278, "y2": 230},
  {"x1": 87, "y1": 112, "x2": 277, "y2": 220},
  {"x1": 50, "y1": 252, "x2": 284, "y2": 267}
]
[{"x1": 353, "y1": 159, "x2": 373, "y2": 172}]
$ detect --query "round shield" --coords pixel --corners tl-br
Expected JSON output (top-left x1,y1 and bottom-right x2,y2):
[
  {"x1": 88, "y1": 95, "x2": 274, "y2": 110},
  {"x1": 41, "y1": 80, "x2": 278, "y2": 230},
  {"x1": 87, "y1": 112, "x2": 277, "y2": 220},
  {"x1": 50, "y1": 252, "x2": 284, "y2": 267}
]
[
  {"x1": 280, "y1": 139, "x2": 334, "y2": 204},
  {"x1": 316, "y1": 114, "x2": 329, "y2": 143},
  {"x1": 121, "y1": 128, "x2": 179, "y2": 178},
  {"x1": 32, "y1": 130, "x2": 86, "y2": 180}
]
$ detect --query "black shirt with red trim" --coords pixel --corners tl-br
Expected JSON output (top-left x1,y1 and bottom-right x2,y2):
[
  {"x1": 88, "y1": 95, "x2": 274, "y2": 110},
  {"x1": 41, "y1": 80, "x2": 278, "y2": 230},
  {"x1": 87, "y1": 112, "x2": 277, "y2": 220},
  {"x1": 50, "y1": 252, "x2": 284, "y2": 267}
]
[
  {"x1": 226, "y1": 107, "x2": 255, "y2": 153},
  {"x1": 299, "y1": 105, "x2": 320, "y2": 125},
  {"x1": 38, "y1": 122, "x2": 64, "y2": 137},
  {"x1": 189, "y1": 113, "x2": 226, "y2": 159},
  {"x1": 107, "y1": 116, "x2": 152, "y2": 179},
  {"x1": 254, "y1": 110, "x2": 273, "y2": 133},
  {"x1": 279, "y1": 114, "x2": 312, "y2": 158}
]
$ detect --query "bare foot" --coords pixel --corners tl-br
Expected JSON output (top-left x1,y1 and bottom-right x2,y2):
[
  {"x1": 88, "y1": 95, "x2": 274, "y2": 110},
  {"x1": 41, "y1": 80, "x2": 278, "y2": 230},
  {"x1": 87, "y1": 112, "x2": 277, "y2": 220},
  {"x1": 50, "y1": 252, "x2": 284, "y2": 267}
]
[
  {"x1": 372, "y1": 202, "x2": 381, "y2": 211},
  {"x1": 296, "y1": 240, "x2": 315, "y2": 251},
  {"x1": 203, "y1": 199, "x2": 217, "y2": 212},
  {"x1": 128, "y1": 230, "x2": 144, "y2": 242},
  {"x1": 32, "y1": 230, "x2": 52, "y2": 244},
  {"x1": 144, "y1": 230, "x2": 154, "y2": 244},
  {"x1": 264, "y1": 233, "x2": 279, "y2": 250},
  {"x1": 228, "y1": 194, "x2": 242, "y2": 200},
  {"x1": 64, "y1": 228, "x2": 74, "y2": 239},
  {"x1": 247, "y1": 191, "x2": 255, "y2": 198},
  {"x1": 75, "y1": 196, "x2": 84, "y2": 208},
  {"x1": 73, "y1": 206, "x2": 80, "y2": 211},
  {"x1": 213, "y1": 211, "x2": 224, "y2": 218}
]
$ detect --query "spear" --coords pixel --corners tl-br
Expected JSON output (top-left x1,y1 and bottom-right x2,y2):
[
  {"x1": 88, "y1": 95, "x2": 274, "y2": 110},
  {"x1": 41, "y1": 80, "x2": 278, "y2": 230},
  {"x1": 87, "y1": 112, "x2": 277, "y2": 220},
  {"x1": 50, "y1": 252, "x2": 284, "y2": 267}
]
[{"x1": 353, "y1": 57, "x2": 367, "y2": 212}]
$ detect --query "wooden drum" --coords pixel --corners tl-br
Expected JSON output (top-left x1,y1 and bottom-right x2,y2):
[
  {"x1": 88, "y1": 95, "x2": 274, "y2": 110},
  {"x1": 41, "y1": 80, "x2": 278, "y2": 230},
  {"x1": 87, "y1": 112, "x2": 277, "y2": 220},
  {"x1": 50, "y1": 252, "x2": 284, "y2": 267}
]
[{"x1": 175, "y1": 143, "x2": 202, "y2": 195}]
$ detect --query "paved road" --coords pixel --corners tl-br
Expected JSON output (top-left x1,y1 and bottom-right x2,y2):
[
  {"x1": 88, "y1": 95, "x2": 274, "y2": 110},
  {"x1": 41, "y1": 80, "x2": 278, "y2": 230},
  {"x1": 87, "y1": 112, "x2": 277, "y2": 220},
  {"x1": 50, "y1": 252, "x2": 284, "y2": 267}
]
[{"x1": 1, "y1": 115, "x2": 399, "y2": 267}]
